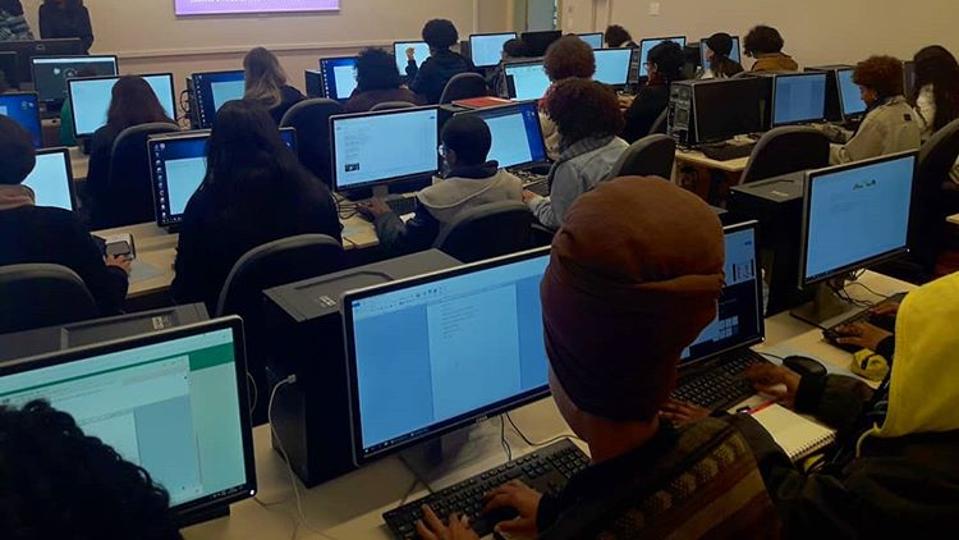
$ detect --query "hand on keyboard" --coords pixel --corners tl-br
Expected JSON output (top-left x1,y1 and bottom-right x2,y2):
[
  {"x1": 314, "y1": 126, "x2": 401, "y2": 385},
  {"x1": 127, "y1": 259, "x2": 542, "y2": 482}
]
[
  {"x1": 416, "y1": 505, "x2": 479, "y2": 540},
  {"x1": 483, "y1": 480, "x2": 543, "y2": 537},
  {"x1": 356, "y1": 198, "x2": 391, "y2": 220},
  {"x1": 744, "y1": 364, "x2": 800, "y2": 408},
  {"x1": 660, "y1": 399, "x2": 710, "y2": 426}
]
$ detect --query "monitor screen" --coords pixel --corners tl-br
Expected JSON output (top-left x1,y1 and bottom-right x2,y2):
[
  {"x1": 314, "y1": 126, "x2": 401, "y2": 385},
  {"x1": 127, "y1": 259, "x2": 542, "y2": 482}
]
[
  {"x1": 802, "y1": 153, "x2": 916, "y2": 285},
  {"x1": 331, "y1": 107, "x2": 439, "y2": 191},
  {"x1": 594, "y1": 48, "x2": 633, "y2": 86},
  {"x1": 699, "y1": 36, "x2": 741, "y2": 67},
  {"x1": 639, "y1": 36, "x2": 687, "y2": 77},
  {"x1": 345, "y1": 249, "x2": 552, "y2": 462},
  {"x1": 0, "y1": 320, "x2": 256, "y2": 515},
  {"x1": 22, "y1": 149, "x2": 74, "y2": 211},
  {"x1": 464, "y1": 101, "x2": 547, "y2": 169},
  {"x1": 191, "y1": 71, "x2": 245, "y2": 129},
  {"x1": 694, "y1": 77, "x2": 766, "y2": 144},
  {"x1": 32, "y1": 55, "x2": 118, "y2": 104},
  {"x1": 69, "y1": 74, "x2": 176, "y2": 138},
  {"x1": 837, "y1": 68, "x2": 867, "y2": 118},
  {"x1": 394, "y1": 42, "x2": 431, "y2": 75},
  {"x1": 578, "y1": 33, "x2": 604, "y2": 49},
  {"x1": 504, "y1": 61, "x2": 550, "y2": 101},
  {"x1": 772, "y1": 72, "x2": 827, "y2": 126},
  {"x1": 470, "y1": 33, "x2": 518, "y2": 68},
  {"x1": 0, "y1": 39, "x2": 85, "y2": 83},
  {"x1": 319, "y1": 56, "x2": 358, "y2": 101},
  {"x1": 0, "y1": 92, "x2": 41, "y2": 147}
]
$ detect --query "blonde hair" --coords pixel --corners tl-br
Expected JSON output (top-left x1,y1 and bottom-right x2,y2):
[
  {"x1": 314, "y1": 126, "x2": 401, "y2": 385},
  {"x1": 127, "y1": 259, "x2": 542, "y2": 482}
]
[{"x1": 243, "y1": 47, "x2": 287, "y2": 109}]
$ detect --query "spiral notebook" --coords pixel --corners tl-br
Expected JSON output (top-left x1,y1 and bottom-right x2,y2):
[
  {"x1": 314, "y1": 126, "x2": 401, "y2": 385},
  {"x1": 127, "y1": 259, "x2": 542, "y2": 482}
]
[{"x1": 750, "y1": 403, "x2": 837, "y2": 462}]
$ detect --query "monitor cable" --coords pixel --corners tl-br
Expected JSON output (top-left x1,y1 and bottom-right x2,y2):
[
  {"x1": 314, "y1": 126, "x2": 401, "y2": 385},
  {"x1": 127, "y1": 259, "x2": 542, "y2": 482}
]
[
  {"x1": 499, "y1": 416, "x2": 513, "y2": 462},
  {"x1": 505, "y1": 413, "x2": 584, "y2": 448}
]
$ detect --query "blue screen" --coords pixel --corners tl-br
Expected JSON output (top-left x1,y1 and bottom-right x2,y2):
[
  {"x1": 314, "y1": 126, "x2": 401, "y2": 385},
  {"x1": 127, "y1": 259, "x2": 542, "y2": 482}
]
[
  {"x1": 838, "y1": 68, "x2": 868, "y2": 118},
  {"x1": 0, "y1": 93, "x2": 42, "y2": 148},
  {"x1": 594, "y1": 48, "x2": 633, "y2": 86},
  {"x1": 395, "y1": 42, "x2": 431, "y2": 75},
  {"x1": 639, "y1": 37, "x2": 687, "y2": 77},
  {"x1": 700, "y1": 36, "x2": 741, "y2": 67},
  {"x1": 773, "y1": 73, "x2": 827, "y2": 126},
  {"x1": 470, "y1": 33, "x2": 517, "y2": 67},
  {"x1": 469, "y1": 102, "x2": 547, "y2": 168},
  {"x1": 319, "y1": 57, "x2": 358, "y2": 101},
  {"x1": 578, "y1": 33, "x2": 604, "y2": 49},
  {"x1": 804, "y1": 155, "x2": 915, "y2": 283},
  {"x1": 504, "y1": 62, "x2": 550, "y2": 101},
  {"x1": 350, "y1": 254, "x2": 551, "y2": 456},
  {"x1": 192, "y1": 71, "x2": 245, "y2": 129},
  {"x1": 23, "y1": 151, "x2": 73, "y2": 211}
]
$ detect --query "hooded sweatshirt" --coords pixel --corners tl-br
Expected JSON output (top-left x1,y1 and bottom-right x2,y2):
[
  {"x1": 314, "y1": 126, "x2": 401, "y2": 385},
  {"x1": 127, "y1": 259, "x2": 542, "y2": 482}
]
[{"x1": 406, "y1": 49, "x2": 476, "y2": 104}]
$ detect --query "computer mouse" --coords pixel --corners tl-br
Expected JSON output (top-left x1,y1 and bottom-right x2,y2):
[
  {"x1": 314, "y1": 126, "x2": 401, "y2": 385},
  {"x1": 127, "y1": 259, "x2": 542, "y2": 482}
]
[{"x1": 783, "y1": 356, "x2": 828, "y2": 378}]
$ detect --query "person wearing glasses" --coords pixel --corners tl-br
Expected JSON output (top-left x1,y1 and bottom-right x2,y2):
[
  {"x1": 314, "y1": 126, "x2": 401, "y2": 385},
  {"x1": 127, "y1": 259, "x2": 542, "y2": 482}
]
[{"x1": 622, "y1": 40, "x2": 687, "y2": 142}]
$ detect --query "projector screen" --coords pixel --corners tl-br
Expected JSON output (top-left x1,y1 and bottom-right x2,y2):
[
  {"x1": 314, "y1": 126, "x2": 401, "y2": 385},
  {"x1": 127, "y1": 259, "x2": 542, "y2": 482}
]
[{"x1": 175, "y1": 0, "x2": 340, "y2": 16}]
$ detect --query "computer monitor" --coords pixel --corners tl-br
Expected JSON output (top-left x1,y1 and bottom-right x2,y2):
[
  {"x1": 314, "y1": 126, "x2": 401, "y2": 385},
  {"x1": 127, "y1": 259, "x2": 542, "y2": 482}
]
[
  {"x1": 22, "y1": 148, "x2": 76, "y2": 211},
  {"x1": 0, "y1": 38, "x2": 84, "y2": 83},
  {"x1": 521, "y1": 30, "x2": 562, "y2": 57},
  {"x1": 577, "y1": 33, "x2": 604, "y2": 50},
  {"x1": 68, "y1": 74, "x2": 177, "y2": 138},
  {"x1": 394, "y1": 41, "x2": 431, "y2": 75},
  {"x1": 31, "y1": 55, "x2": 118, "y2": 104},
  {"x1": 0, "y1": 318, "x2": 257, "y2": 522},
  {"x1": 771, "y1": 72, "x2": 828, "y2": 127},
  {"x1": 190, "y1": 70, "x2": 245, "y2": 129},
  {"x1": 0, "y1": 91, "x2": 41, "y2": 147},
  {"x1": 693, "y1": 77, "x2": 767, "y2": 144},
  {"x1": 469, "y1": 33, "x2": 518, "y2": 68},
  {"x1": 319, "y1": 56, "x2": 358, "y2": 101},
  {"x1": 681, "y1": 221, "x2": 764, "y2": 366},
  {"x1": 699, "y1": 36, "x2": 741, "y2": 67},
  {"x1": 343, "y1": 247, "x2": 552, "y2": 463},
  {"x1": 0, "y1": 51, "x2": 20, "y2": 89},
  {"x1": 593, "y1": 48, "x2": 634, "y2": 87},
  {"x1": 460, "y1": 101, "x2": 548, "y2": 169},
  {"x1": 330, "y1": 106, "x2": 440, "y2": 192},
  {"x1": 837, "y1": 68, "x2": 867, "y2": 119},
  {"x1": 800, "y1": 151, "x2": 917, "y2": 287},
  {"x1": 503, "y1": 60, "x2": 550, "y2": 101},
  {"x1": 638, "y1": 36, "x2": 687, "y2": 78}
]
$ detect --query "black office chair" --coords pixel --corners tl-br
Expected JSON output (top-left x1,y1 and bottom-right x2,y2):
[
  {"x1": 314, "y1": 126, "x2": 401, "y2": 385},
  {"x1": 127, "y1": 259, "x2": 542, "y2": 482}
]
[
  {"x1": 0, "y1": 264, "x2": 98, "y2": 334},
  {"x1": 649, "y1": 108, "x2": 669, "y2": 136},
  {"x1": 370, "y1": 101, "x2": 418, "y2": 112},
  {"x1": 434, "y1": 201, "x2": 533, "y2": 263},
  {"x1": 92, "y1": 122, "x2": 179, "y2": 229},
  {"x1": 739, "y1": 126, "x2": 830, "y2": 185},
  {"x1": 280, "y1": 98, "x2": 343, "y2": 189},
  {"x1": 910, "y1": 117, "x2": 959, "y2": 275},
  {"x1": 439, "y1": 73, "x2": 488, "y2": 105},
  {"x1": 609, "y1": 134, "x2": 676, "y2": 180},
  {"x1": 215, "y1": 234, "x2": 344, "y2": 424}
]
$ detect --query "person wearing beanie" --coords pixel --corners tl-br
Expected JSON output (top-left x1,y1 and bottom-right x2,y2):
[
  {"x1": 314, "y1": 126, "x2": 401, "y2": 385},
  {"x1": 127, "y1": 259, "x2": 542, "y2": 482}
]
[{"x1": 700, "y1": 32, "x2": 744, "y2": 80}]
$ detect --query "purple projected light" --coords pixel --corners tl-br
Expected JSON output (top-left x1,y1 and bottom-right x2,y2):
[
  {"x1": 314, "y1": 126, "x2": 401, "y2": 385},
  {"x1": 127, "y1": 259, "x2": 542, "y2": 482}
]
[{"x1": 175, "y1": 0, "x2": 340, "y2": 16}]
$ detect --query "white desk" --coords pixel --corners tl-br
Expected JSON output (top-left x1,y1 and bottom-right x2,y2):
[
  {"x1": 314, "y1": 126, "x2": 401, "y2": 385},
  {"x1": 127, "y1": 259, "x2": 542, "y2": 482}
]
[
  {"x1": 69, "y1": 146, "x2": 89, "y2": 181},
  {"x1": 182, "y1": 271, "x2": 914, "y2": 540}
]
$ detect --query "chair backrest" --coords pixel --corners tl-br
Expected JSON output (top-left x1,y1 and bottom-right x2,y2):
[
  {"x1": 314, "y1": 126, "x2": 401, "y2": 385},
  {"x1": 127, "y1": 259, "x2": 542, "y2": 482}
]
[
  {"x1": 98, "y1": 122, "x2": 179, "y2": 229},
  {"x1": 911, "y1": 117, "x2": 959, "y2": 270},
  {"x1": 0, "y1": 264, "x2": 98, "y2": 334},
  {"x1": 739, "y1": 126, "x2": 830, "y2": 185},
  {"x1": 433, "y1": 201, "x2": 534, "y2": 263},
  {"x1": 279, "y1": 98, "x2": 343, "y2": 189},
  {"x1": 609, "y1": 134, "x2": 676, "y2": 180},
  {"x1": 649, "y1": 108, "x2": 669, "y2": 136},
  {"x1": 439, "y1": 73, "x2": 488, "y2": 105},
  {"x1": 370, "y1": 101, "x2": 418, "y2": 112}
]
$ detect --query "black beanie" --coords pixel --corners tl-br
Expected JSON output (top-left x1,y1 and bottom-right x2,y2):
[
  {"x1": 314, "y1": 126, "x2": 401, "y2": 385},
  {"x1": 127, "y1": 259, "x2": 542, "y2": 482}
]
[{"x1": 706, "y1": 33, "x2": 734, "y2": 58}]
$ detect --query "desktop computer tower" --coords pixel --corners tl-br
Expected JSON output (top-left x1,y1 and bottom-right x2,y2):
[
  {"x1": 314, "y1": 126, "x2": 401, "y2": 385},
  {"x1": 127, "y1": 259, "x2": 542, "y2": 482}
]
[
  {"x1": 185, "y1": 76, "x2": 201, "y2": 129},
  {"x1": 805, "y1": 65, "x2": 852, "y2": 123},
  {"x1": 667, "y1": 77, "x2": 771, "y2": 146},
  {"x1": 262, "y1": 250, "x2": 461, "y2": 487},
  {"x1": 667, "y1": 81, "x2": 697, "y2": 145}
]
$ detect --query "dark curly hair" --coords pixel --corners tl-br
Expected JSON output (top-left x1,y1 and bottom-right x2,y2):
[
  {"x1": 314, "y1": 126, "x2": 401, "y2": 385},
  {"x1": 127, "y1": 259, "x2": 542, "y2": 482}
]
[
  {"x1": 503, "y1": 38, "x2": 531, "y2": 59},
  {"x1": 604, "y1": 25, "x2": 632, "y2": 48},
  {"x1": 546, "y1": 78, "x2": 624, "y2": 145},
  {"x1": 743, "y1": 25, "x2": 785, "y2": 56},
  {"x1": 854, "y1": 56, "x2": 905, "y2": 100},
  {"x1": 647, "y1": 40, "x2": 685, "y2": 82},
  {"x1": 913, "y1": 45, "x2": 959, "y2": 131},
  {"x1": 355, "y1": 47, "x2": 401, "y2": 92},
  {"x1": 0, "y1": 400, "x2": 182, "y2": 540},
  {"x1": 422, "y1": 19, "x2": 459, "y2": 50},
  {"x1": 544, "y1": 36, "x2": 596, "y2": 82}
]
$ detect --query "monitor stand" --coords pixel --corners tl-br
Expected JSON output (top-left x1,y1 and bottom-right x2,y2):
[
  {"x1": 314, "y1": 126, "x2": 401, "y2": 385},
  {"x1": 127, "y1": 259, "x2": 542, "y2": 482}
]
[
  {"x1": 790, "y1": 279, "x2": 862, "y2": 327},
  {"x1": 399, "y1": 421, "x2": 508, "y2": 491}
]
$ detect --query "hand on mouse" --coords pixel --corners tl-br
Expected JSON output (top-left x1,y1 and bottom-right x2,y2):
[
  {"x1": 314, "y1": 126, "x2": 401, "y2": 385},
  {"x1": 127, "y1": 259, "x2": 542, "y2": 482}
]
[
  {"x1": 870, "y1": 302, "x2": 900, "y2": 318},
  {"x1": 483, "y1": 480, "x2": 542, "y2": 538},
  {"x1": 745, "y1": 364, "x2": 801, "y2": 408},
  {"x1": 356, "y1": 198, "x2": 391, "y2": 219},
  {"x1": 834, "y1": 322, "x2": 892, "y2": 353}
]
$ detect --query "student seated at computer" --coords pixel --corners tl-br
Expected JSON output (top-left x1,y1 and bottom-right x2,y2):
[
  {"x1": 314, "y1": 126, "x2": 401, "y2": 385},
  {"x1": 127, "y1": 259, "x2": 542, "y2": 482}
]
[
  {"x1": 830, "y1": 56, "x2": 922, "y2": 164},
  {"x1": 39, "y1": 0, "x2": 94, "y2": 53},
  {"x1": 0, "y1": 400, "x2": 183, "y2": 539},
  {"x1": 699, "y1": 32, "x2": 744, "y2": 80},
  {"x1": 417, "y1": 178, "x2": 779, "y2": 540},
  {"x1": 744, "y1": 25, "x2": 798, "y2": 73},
  {"x1": 0, "y1": 0, "x2": 33, "y2": 41},
  {"x1": 243, "y1": 47, "x2": 304, "y2": 125},
  {"x1": 406, "y1": 19, "x2": 475, "y2": 104},
  {"x1": 344, "y1": 48, "x2": 424, "y2": 113},
  {"x1": 0, "y1": 116, "x2": 129, "y2": 315},
  {"x1": 540, "y1": 36, "x2": 596, "y2": 159},
  {"x1": 604, "y1": 24, "x2": 637, "y2": 48},
  {"x1": 622, "y1": 40, "x2": 686, "y2": 142},
  {"x1": 912, "y1": 45, "x2": 959, "y2": 183},
  {"x1": 526, "y1": 79, "x2": 627, "y2": 229},
  {"x1": 357, "y1": 114, "x2": 522, "y2": 255},
  {"x1": 487, "y1": 38, "x2": 533, "y2": 98},
  {"x1": 172, "y1": 100, "x2": 341, "y2": 312}
]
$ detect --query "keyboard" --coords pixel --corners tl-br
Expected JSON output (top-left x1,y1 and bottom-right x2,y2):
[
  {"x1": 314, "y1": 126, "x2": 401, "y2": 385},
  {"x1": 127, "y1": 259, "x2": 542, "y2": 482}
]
[
  {"x1": 384, "y1": 439, "x2": 589, "y2": 539},
  {"x1": 386, "y1": 196, "x2": 418, "y2": 216},
  {"x1": 822, "y1": 292, "x2": 906, "y2": 352},
  {"x1": 671, "y1": 350, "x2": 769, "y2": 411},
  {"x1": 524, "y1": 180, "x2": 550, "y2": 197},
  {"x1": 699, "y1": 142, "x2": 756, "y2": 161}
]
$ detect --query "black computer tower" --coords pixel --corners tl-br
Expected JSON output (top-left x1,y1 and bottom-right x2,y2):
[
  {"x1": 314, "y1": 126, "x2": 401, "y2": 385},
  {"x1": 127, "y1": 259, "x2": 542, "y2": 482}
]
[
  {"x1": 263, "y1": 250, "x2": 461, "y2": 487},
  {"x1": 667, "y1": 77, "x2": 771, "y2": 146},
  {"x1": 805, "y1": 65, "x2": 852, "y2": 123}
]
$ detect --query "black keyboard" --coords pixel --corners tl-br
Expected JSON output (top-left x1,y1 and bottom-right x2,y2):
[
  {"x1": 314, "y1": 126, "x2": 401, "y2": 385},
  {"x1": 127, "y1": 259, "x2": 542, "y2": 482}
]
[
  {"x1": 822, "y1": 292, "x2": 906, "y2": 352},
  {"x1": 386, "y1": 196, "x2": 418, "y2": 216},
  {"x1": 671, "y1": 350, "x2": 769, "y2": 411},
  {"x1": 524, "y1": 180, "x2": 549, "y2": 197},
  {"x1": 384, "y1": 439, "x2": 589, "y2": 539},
  {"x1": 699, "y1": 142, "x2": 756, "y2": 161}
]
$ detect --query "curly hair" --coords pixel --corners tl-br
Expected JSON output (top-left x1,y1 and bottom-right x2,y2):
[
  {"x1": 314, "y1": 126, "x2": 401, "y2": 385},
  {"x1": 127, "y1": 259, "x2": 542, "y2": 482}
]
[
  {"x1": 422, "y1": 19, "x2": 459, "y2": 50},
  {"x1": 0, "y1": 400, "x2": 182, "y2": 540},
  {"x1": 546, "y1": 78, "x2": 624, "y2": 144},
  {"x1": 604, "y1": 25, "x2": 632, "y2": 48},
  {"x1": 854, "y1": 56, "x2": 905, "y2": 100},
  {"x1": 355, "y1": 47, "x2": 401, "y2": 91},
  {"x1": 743, "y1": 25, "x2": 785, "y2": 56},
  {"x1": 544, "y1": 36, "x2": 596, "y2": 82}
]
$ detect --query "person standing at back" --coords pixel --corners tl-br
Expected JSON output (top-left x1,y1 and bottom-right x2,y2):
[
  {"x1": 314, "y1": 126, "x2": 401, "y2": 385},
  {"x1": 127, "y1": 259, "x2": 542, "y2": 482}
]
[
  {"x1": 406, "y1": 19, "x2": 475, "y2": 104},
  {"x1": 344, "y1": 47, "x2": 424, "y2": 113},
  {"x1": 243, "y1": 47, "x2": 304, "y2": 125},
  {"x1": 744, "y1": 25, "x2": 798, "y2": 73},
  {"x1": 0, "y1": 0, "x2": 32, "y2": 41},
  {"x1": 540, "y1": 36, "x2": 596, "y2": 159},
  {"x1": 912, "y1": 45, "x2": 959, "y2": 183},
  {"x1": 700, "y1": 32, "x2": 744, "y2": 80},
  {"x1": 622, "y1": 40, "x2": 686, "y2": 142},
  {"x1": 39, "y1": 0, "x2": 94, "y2": 53}
]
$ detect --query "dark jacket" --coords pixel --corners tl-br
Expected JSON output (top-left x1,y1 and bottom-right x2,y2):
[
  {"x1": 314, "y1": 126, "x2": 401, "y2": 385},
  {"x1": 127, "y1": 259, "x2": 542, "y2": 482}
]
[
  {"x1": 39, "y1": 4, "x2": 93, "y2": 53},
  {"x1": 0, "y1": 205, "x2": 128, "y2": 315},
  {"x1": 84, "y1": 123, "x2": 121, "y2": 229},
  {"x1": 268, "y1": 85, "x2": 305, "y2": 125},
  {"x1": 406, "y1": 49, "x2": 475, "y2": 104},
  {"x1": 622, "y1": 83, "x2": 670, "y2": 142},
  {"x1": 343, "y1": 86, "x2": 424, "y2": 113}
]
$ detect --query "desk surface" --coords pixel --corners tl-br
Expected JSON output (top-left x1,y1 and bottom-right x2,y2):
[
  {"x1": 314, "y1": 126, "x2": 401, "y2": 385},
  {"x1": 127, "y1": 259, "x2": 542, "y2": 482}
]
[
  {"x1": 675, "y1": 149, "x2": 750, "y2": 173},
  {"x1": 181, "y1": 271, "x2": 914, "y2": 540}
]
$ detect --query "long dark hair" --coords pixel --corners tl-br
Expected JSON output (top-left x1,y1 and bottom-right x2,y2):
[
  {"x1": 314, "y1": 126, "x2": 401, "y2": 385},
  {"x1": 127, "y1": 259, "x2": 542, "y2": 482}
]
[
  {"x1": 106, "y1": 76, "x2": 176, "y2": 131},
  {"x1": 913, "y1": 45, "x2": 959, "y2": 131}
]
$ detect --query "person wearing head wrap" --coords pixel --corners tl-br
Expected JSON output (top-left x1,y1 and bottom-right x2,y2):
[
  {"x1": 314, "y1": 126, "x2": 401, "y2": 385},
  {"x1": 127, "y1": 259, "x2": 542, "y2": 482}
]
[{"x1": 700, "y1": 32, "x2": 744, "y2": 80}]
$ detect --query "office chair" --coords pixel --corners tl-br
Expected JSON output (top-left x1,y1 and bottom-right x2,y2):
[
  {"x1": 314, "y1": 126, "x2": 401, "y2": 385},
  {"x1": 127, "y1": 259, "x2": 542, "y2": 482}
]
[
  {"x1": 433, "y1": 201, "x2": 533, "y2": 263},
  {"x1": 0, "y1": 264, "x2": 98, "y2": 334},
  {"x1": 92, "y1": 122, "x2": 179, "y2": 229},
  {"x1": 215, "y1": 234, "x2": 344, "y2": 424},
  {"x1": 910, "y1": 117, "x2": 959, "y2": 276},
  {"x1": 370, "y1": 101, "x2": 418, "y2": 112},
  {"x1": 280, "y1": 98, "x2": 343, "y2": 189},
  {"x1": 649, "y1": 108, "x2": 669, "y2": 135},
  {"x1": 438, "y1": 73, "x2": 488, "y2": 105},
  {"x1": 609, "y1": 134, "x2": 676, "y2": 180},
  {"x1": 739, "y1": 126, "x2": 830, "y2": 185}
]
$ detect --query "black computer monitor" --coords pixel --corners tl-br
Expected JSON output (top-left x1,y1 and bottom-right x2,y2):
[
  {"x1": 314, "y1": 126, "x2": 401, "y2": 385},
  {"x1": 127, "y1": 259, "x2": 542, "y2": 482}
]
[
  {"x1": 593, "y1": 48, "x2": 634, "y2": 88},
  {"x1": 318, "y1": 56, "x2": 358, "y2": 102},
  {"x1": 68, "y1": 73, "x2": 177, "y2": 138},
  {"x1": 0, "y1": 317, "x2": 257, "y2": 524},
  {"x1": 343, "y1": 247, "x2": 552, "y2": 463},
  {"x1": 330, "y1": 106, "x2": 440, "y2": 193},
  {"x1": 31, "y1": 55, "x2": 118, "y2": 105},
  {"x1": 0, "y1": 38, "x2": 84, "y2": 83},
  {"x1": 638, "y1": 36, "x2": 687, "y2": 78},
  {"x1": 521, "y1": 30, "x2": 562, "y2": 57},
  {"x1": 394, "y1": 41, "x2": 431, "y2": 75},
  {"x1": 503, "y1": 60, "x2": 550, "y2": 101},
  {"x1": 693, "y1": 77, "x2": 767, "y2": 144},
  {"x1": 0, "y1": 91, "x2": 41, "y2": 147},
  {"x1": 190, "y1": 70, "x2": 245, "y2": 129},
  {"x1": 469, "y1": 32, "x2": 518, "y2": 68},
  {"x1": 459, "y1": 101, "x2": 548, "y2": 169},
  {"x1": 771, "y1": 72, "x2": 828, "y2": 127},
  {"x1": 699, "y1": 35, "x2": 741, "y2": 67},
  {"x1": 0, "y1": 51, "x2": 19, "y2": 89},
  {"x1": 837, "y1": 68, "x2": 867, "y2": 120},
  {"x1": 22, "y1": 147, "x2": 76, "y2": 211},
  {"x1": 577, "y1": 32, "x2": 604, "y2": 50}
]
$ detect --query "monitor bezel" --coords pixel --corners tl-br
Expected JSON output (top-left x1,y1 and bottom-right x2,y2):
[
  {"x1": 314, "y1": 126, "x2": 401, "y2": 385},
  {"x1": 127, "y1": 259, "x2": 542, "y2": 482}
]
[
  {"x1": 30, "y1": 54, "x2": 119, "y2": 103},
  {"x1": 26, "y1": 146, "x2": 78, "y2": 212},
  {"x1": 468, "y1": 32, "x2": 519, "y2": 68},
  {"x1": 342, "y1": 246, "x2": 553, "y2": 465},
  {"x1": 502, "y1": 59, "x2": 548, "y2": 100},
  {"x1": 317, "y1": 56, "x2": 359, "y2": 101},
  {"x1": 638, "y1": 36, "x2": 688, "y2": 78},
  {"x1": 576, "y1": 32, "x2": 605, "y2": 49},
  {"x1": 147, "y1": 129, "x2": 211, "y2": 228},
  {"x1": 68, "y1": 73, "x2": 177, "y2": 139},
  {"x1": 457, "y1": 100, "x2": 549, "y2": 170},
  {"x1": 691, "y1": 76, "x2": 766, "y2": 145},
  {"x1": 593, "y1": 47, "x2": 635, "y2": 88},
  {"x1": 0, "y1": 90, "x2": 42, "y2": 147},
  {"x1": 836, "y1": 67, "x2": 867, "y2": 121},
  {"x1": 0, "y1": 38, "x2": 84, "y2": 83},
  {"x1": 770, "y1": 71, "x2": 829, "y2": 127},
  {"x1": 190, "y1": 69, "x2": 246, "y2": 128}
]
